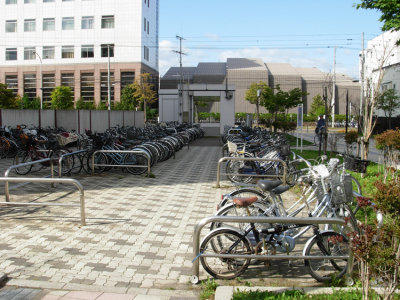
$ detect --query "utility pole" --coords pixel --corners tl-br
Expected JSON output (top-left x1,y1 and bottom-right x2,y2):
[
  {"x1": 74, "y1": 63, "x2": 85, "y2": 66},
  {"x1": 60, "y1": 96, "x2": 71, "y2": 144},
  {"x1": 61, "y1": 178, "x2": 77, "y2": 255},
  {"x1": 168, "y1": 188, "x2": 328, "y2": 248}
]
[
  {"x1": 107, "y1": 44, "x2": 111, "y2": 129},
  {"x1": 173, "y1": 35, "x2": 186, "y2": 122},
  {"x1": 359, "y1": 32, "x2": 365, "y2": 134},
  {"x1": 331, "y1": 46, "x2": 336, "y2": 128}
]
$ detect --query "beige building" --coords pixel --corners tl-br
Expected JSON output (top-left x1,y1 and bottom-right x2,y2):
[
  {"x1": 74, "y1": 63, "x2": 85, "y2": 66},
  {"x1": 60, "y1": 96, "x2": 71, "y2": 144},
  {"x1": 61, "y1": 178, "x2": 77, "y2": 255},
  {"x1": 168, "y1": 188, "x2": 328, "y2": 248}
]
[{"x1": 160, "y1": 58, "x2": 360, "y2": 119}]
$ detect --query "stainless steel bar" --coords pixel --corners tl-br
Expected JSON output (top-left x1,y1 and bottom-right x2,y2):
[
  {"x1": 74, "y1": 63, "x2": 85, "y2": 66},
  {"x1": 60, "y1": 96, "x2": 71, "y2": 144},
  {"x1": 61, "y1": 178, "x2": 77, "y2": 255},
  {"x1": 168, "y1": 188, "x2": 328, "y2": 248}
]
[
  {"x1": 5, "y1": 157, "x2": 54, "y2": 202},
  {"x1": 0, "y1": 177, "x2": 86, "y2": 226},
  {"x1": 192, "y1": 215, "x2": 346, "y2": 283},
  {"x1": 201, "y1": 254, "x2": 348, "y2": 260},
  {"x1": 58, "y1": 149, "x2": 88, "y2": 178},
  {"x1": 216, "y1": 157, "x2": 287, "y2": 188}
]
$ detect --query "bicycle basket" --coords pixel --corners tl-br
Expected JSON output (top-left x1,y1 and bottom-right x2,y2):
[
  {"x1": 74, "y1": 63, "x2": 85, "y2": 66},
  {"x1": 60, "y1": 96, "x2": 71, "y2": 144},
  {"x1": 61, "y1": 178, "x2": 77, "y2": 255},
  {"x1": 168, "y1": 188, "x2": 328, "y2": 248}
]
[
  {"x1": 344, "y1": 155, "x2": 369, "y2": 173},
  {"x1": 227, "y1": 141, "x2": 237, "y2": 153},
  {"x1": 280, "y1": 144, "x2": 290, "y2": 157}
]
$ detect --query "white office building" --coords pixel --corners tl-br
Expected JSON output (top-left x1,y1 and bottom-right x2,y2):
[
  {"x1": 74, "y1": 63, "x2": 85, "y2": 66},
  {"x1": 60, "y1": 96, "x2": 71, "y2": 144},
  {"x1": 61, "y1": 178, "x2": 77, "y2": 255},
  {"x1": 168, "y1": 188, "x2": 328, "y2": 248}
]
[{"x1": 0, "y1": 0, "x2": 159, "y2": 105}]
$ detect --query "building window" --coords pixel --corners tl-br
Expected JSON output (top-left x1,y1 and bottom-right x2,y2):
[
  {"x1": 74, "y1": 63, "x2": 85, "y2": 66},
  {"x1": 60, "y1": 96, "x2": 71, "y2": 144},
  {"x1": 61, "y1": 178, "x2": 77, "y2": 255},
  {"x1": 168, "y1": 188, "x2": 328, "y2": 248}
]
[
  {"x1": 42, "y1": 73, "x2": 55, "y2": 104},
  {"x1": 43, "y1": 18, "x2": 55, "y2": 31},
  {"x1": 6, "y1": 20, "x2": 17, "y2": 33},
  {"x1": 43, "y1": 46, "x2": 54, "y2": 59},
  {"x1": 24, "y1": 47, "x2": 36, "y2": 60},
  {"x1": 81, "y1": 45, "x2": 94, "y2": 58},
  {"x1": 24, "y1": 19, "x2": 36, "y2": 32},
  {"x1": 121, "y1": 71, "x2": 135, "y2": 95},
  {"x1": 62, "y1": 45, "x2": 74, "y2": 58},
  {"x1": 143, "y1": 46, "x2": 149, "y2": 61},
  {"x1": 147, "y1": 20, "x2": 149, "y2": 34},
  {"x1": 6, "y1": 0, "x2": 17, "y2": 4},
  {"x1": 144, "y1": 17, "x2": 146, "y2": 32},
  {"x1": 80, "y1": 72, "x2": 94, "y2": 102},
  {"x1": 23, "y1": 74, "x2": 36, "y2": 100},
  {"x1": 100, "y1": 72, "x2": 114, "y2": 102},
  {"x1": 43, "y1": 0, "x2": 55, "y2": 2},
  {"x1": 24, "y1": 0, "x2": 35, "y2": 3},
  {"x1": 5, "y1": 75, "x2": 18, "y2": 95},
  {"x1": 62, "y1": 17, "x2": 74, "y2": 30},
  {"x1": 5, "y1": 48, "x2": 17, "y2": 61},
  {"x1": 61, "y1": 73, "x2": 74, "y2": 97},
  {"x1": 62, "y1": 0, "x2": 74, "y2": 1},
  {"x1": 101, "y1": 15, "x2": 114, "y2": 29},
  {"x1": 101, "y1": 44, "x2": 114, "y2": 57},
  {"x1": 81, "y1": 16, "x2": 94, "y2": 29}
]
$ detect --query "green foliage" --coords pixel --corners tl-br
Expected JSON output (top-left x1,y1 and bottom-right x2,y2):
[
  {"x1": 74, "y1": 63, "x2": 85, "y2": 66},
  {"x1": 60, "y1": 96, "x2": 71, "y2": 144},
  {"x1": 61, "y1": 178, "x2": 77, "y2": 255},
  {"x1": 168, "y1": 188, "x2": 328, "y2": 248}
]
[
  {"x1": 22, "y1": 95, "x2": 40, "y2": 109},
  {"x1": 233, "y1": 288, "x2": 378, "y2": 300},
  {"x1": 375, "y1": 129, "x2": 400, "y2": 151},
  {"x1": 356, "y1": 0, "x2": 400, "y2": 44},
  {"x1": 120, "y1": 84, "x2": 140, "y2": 110},
  {"x1": 96, "y1": 101, "x2": 107, "y2": 110},
  {"x1": 344, "y1": 131, "x2": 359, "y2": 145},
  {"x1": 310, "y1": 94, "x2": 326, "y2": 116},
  {"x1": 50, "y1": 86, "x2": 74, "y2": 110},
  {"x1": 0, "y1": 83, "x2": 20, "y2": 109},
  {"x1": 377, "y1": 89, "x2": 400, "y2": 128},
  {"x1": 199, "y1": 277, "x2": 218, "y2": 300},
  {"x1": 146, "y1": 108, "x2": 158, "y2": 120},
  {"x1": 75, "y1": 98, "x2": 95, "y2": 110}
]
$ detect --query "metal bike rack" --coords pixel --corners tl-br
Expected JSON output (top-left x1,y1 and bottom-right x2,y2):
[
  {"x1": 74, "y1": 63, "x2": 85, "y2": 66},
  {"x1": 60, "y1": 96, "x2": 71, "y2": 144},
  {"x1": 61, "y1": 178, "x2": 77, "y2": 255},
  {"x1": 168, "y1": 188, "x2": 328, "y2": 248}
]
[
  {"x1": 58, "y1": 149, "x2": 88, "y2": 177},
  {"x1": 216, "y1": 157, "x2": 288, "y2": 188},
  {"x1": 91, "y1": 149, "x2": 151, "y2": 176},
  {"x1": 190, "y1": 215, "x2": 350, "y2": 284},
  {"x1": 4, "y1": 157, "x2": 55, "y2": 202},
  {"x1": 0, "y1": 177, "x2": 86, "y2": 226}
]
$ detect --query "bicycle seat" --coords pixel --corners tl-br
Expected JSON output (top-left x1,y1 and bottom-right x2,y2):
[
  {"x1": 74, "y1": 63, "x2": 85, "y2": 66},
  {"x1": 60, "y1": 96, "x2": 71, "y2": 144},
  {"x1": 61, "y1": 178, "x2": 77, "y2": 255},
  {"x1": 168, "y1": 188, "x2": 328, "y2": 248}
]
[
  {"x1": 257, "y1": 179, "x2": 282, "y2": 192},
  {"x1": 271, "y1": 185, "x2": 290, "y2": 195},
  {"x1": 233, "y1": 196, "x2": 258, "y2": 207}
]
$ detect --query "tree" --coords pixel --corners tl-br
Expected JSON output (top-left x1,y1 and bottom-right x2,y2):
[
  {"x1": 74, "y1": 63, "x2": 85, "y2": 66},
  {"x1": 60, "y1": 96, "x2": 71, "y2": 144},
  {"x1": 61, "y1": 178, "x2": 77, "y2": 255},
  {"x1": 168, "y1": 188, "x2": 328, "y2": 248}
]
[
  {"x1": 0, "y1": 83, "x2": 19, "y2": 108},
  {"x1": 310, "y1": 94, "x2": 326, "y2": 116},
  {"x1": 356, "y1": 0, "x2": 400, "y2": 44},
  {"x1": 377, "y1": 88, "x2": 400, "y2": 129},
  {"x1": 262, "y1": 85, "x2": 305, "y2": 131},
  {"x1": 22, "y1": 95, "x2": 40, "y2": 109},
  {"x1": 119, "y1": 84, "x2": 140, "y2": 110},
  {"x1": 133, "y1": 73, "x2": 158, "y2": 122},
  {"x1": 245, "y1": 82, "x2": 273, "y2": 127},
  {"x1": 50, "y1": 86, "x2": 74, "y2": 109}
]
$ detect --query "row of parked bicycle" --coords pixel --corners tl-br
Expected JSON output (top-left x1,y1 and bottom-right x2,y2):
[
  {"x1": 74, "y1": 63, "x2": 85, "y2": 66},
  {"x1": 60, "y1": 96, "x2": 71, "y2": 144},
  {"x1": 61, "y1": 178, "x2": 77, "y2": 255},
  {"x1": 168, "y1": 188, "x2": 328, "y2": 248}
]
[
  {"x1": 0, "y1": 123, "x2": 204, "y2": 176},
  {"x1": 198, "y1": 126, "x2": 365, "y2": 282}
]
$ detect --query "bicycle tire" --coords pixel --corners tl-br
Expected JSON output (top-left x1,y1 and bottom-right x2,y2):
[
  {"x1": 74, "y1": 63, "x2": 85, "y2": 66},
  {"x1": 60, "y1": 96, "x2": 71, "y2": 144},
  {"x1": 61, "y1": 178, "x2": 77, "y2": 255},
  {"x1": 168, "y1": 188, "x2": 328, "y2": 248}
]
[
  {"x1": 210, "y1": 202, "x2": 275, "y2": 233},
  {"x1": 13, "y1": 151, "x2": 33, "y2": 175},
  {"x1": 125, "y1": 153, "x2": 148, "y2": 175},
  {"x1": 349, "y1": 175, "x2": 362, "y2": 214},
  {"x1": 304, "y1": 231, "x2": 349, "y2": 282},
  {"x1": 52, "y1": 149, "x2": 75, "y2": 175},
  {"x1": 199, "y1": 228, "x2": 251, "y2": 280},
  {"x1": 225, "y1": 160, "x2": 253, "y2": 184},
  {"x1": 86, "y1": 152, "x2": 108, "y2": 173}
]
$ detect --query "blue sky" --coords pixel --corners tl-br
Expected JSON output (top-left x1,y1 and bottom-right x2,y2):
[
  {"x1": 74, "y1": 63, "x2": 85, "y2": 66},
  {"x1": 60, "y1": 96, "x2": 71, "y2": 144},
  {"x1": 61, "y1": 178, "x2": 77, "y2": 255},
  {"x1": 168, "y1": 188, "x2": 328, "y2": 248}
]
[{"x1": 159, "y1": 0, "x2": 383, "y2": 78}]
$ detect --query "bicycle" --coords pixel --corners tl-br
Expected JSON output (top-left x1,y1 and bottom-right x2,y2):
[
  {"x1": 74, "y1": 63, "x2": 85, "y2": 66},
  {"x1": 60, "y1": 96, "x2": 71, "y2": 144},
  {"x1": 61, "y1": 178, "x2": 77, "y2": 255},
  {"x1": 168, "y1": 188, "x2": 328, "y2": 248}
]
[
  {"x1": 199, "y1": 196, "x2": 350, "y2": 282},
  {"x1": 13, "y1": 135, "x2": 74, "y2": 175}
]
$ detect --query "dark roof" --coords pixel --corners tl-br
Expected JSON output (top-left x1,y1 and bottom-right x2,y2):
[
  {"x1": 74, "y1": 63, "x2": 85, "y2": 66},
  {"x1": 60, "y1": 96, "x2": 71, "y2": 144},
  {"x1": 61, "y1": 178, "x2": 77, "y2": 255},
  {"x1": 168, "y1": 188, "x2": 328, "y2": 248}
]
[
  {"x1": 162, "y1": 67, "x2": 197, "y2": 80},
  {"x1": 195, "y1": 63, "x2": 227, "y2": 76}
]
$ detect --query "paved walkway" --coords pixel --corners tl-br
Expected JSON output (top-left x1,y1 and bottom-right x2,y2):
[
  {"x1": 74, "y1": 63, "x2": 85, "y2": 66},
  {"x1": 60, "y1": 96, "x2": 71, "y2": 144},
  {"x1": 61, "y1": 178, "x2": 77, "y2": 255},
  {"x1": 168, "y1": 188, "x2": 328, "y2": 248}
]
[{"x1": 0, "y1": 137, "x2": 323, "y2": 300}]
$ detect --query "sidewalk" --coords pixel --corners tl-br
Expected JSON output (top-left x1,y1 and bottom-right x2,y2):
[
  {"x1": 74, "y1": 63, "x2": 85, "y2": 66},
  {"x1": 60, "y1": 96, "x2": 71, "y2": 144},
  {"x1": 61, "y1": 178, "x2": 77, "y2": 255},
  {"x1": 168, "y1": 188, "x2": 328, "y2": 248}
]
[{"x1": 0, "y1": 137, "x2": 330, "y2": 300}]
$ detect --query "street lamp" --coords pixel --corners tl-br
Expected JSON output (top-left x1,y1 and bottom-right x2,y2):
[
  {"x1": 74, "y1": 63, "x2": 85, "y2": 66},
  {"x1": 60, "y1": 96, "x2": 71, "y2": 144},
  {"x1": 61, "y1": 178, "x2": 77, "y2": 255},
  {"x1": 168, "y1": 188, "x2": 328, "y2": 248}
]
[{"x1": 33, "y1": 51, "x2": 43, "y2": 110}]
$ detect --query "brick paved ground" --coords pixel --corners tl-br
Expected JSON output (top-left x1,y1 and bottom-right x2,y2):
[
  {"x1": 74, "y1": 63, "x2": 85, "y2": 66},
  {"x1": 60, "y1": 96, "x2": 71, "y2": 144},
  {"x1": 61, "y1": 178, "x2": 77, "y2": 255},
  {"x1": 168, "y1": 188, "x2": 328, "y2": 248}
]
[{"x1": 0, "y1": 137, "x2": 321, "y2": 299}]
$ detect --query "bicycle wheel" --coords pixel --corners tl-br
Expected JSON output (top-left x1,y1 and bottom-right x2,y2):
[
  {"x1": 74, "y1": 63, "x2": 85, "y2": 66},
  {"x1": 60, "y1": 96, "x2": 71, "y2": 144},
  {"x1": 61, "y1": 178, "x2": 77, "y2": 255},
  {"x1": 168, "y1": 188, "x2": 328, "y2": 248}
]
[
  {"x1": 86, "y1": 151, "x2": 108, "y2": 173},
  {"x1": 328, "y1": 203, "x2": 359, "y2": 236},
  {"x1": 125, "y1": 153, "x2": 149, "y2": 175},
  {"x1": 0, "y1": 137, "x2": 11, "y2": 159},
  {"x1": 52, "y1": 149, "x2": 75, "y2": 175},
  {"x1": 13, "y1": 151, "x2": 33, "y2": 175},
  {"x1": 349, "y1": 175, "x2": 362, "y2": 214},
  {"x1": 304, "y1": 231, "x2": 349, "y2": 282},
  {"x1": 211, "y1": 202, "x2": 275, "y2": 233},
  {"x1": 225, "y1": 160, "x2": 253, "y2": 184},
  {"x1": 199, "y1": 228, "x2": 251, "y2": 280}
]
